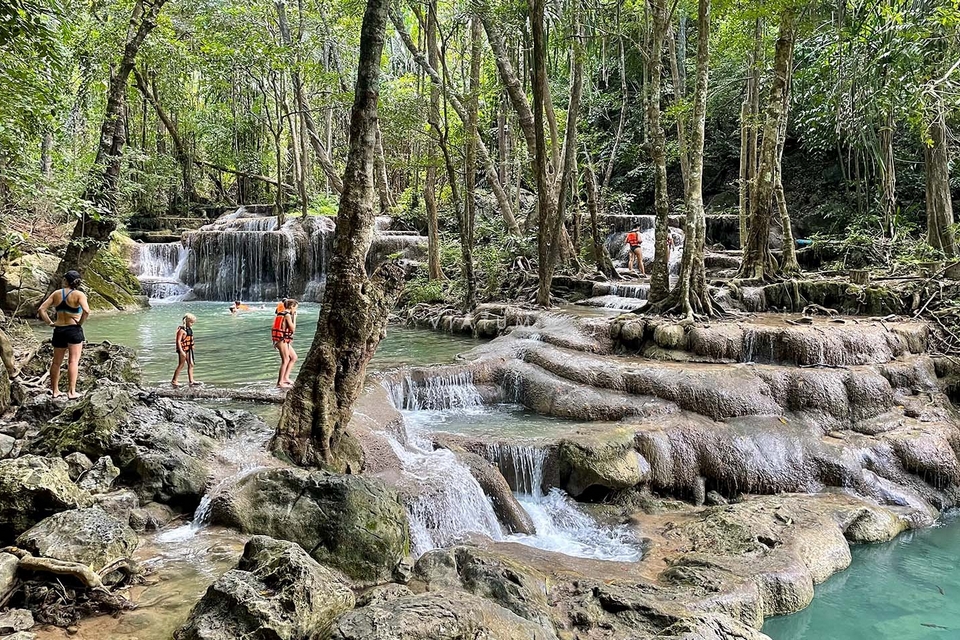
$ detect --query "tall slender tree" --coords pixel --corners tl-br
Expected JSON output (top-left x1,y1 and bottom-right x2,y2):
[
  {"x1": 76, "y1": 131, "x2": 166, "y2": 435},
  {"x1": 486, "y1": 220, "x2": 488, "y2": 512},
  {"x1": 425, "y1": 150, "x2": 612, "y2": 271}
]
[{"x1": 272, "y1": 0, "x2": 404, "y2": 471}]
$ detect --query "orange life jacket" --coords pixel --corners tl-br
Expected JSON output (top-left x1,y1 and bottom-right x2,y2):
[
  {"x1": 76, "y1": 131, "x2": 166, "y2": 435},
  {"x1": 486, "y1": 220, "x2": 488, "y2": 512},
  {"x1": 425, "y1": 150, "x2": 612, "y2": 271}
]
[
  {"x1": 176, "y1": 326, "x2": 195, "y2": 351},
  {"x1": 272, "y1": 304, "x2": 293, "y2": 343},
  {"x1": 626, "y1": 231, "x2": 640, "y2": 245}
]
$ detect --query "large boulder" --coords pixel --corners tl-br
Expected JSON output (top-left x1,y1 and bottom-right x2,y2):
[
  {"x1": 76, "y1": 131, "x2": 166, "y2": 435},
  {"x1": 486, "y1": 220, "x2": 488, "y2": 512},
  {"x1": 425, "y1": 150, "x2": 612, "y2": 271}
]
[
  {"x1": 0, "y1": 551, "x2": 18, "y2": 604},
  {"x1": 0, "y1": 455, "x2": 92, "y2": 542},
  {"x1": 330, "y1": 591, "x2": 558, "y2": 640},
  {"x1": 15, "y1": 507, "x2": 138, "y2": 573},
  {"x1": 556, "y1": 430, "x2": 648, "y2": 498},
  {"x1": 175, "y1": 536, "x2": 355, "y2": 640},
  {"x1": 210, "y1": 468, "x2": 410, "y2": 582}
]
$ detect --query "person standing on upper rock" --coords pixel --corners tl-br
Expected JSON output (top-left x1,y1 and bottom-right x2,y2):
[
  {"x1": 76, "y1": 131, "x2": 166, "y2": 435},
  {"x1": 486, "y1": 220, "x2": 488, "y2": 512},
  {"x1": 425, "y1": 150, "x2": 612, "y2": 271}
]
[
  {"x1": 37, "y1": 270, "x2": 90, "y2": 399},
  {"x1": 625, "y1": 226, "x2": 646, "y2": 276}
]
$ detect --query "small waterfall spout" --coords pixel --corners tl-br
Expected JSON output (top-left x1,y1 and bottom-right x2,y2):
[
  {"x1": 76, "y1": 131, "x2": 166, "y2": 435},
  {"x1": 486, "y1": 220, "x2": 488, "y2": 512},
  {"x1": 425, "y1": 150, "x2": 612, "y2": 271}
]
[
  {"x1": 483, "y1": 443, "x2": 548, "y2": 498},
  {"x1": 386, "y1": 370, "x2": 484, "y2": 411},
  {"x1": 132, "y1": 242, "x2": 190, "y2": 301}
]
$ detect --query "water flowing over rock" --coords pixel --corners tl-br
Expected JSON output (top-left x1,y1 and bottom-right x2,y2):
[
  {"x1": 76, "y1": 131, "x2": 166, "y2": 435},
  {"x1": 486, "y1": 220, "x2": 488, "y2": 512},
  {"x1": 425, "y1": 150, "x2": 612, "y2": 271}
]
[
  {"x1": 208, "y1": 467, "x2": 410, "y2": 583},
  {"x1": 130, "y1": 208, "x2": 426, "y2": 301},
  {"x1": 175, "y1": 536, "x2": 355, "y2": 640}
]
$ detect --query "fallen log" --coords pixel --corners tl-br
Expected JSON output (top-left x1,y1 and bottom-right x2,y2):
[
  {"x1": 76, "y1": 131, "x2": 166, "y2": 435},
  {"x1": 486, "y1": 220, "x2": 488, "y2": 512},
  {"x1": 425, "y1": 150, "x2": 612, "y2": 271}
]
[{"x1": 141, "y1": 386, "x2": 287, "y2": 404}]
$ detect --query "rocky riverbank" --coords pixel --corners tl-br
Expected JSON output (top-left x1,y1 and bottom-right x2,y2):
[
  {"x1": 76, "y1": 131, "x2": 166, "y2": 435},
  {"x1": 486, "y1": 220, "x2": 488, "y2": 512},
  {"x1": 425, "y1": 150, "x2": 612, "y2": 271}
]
[{"x1": 0, "y1": 307, "x2": 957, "y2": 639}]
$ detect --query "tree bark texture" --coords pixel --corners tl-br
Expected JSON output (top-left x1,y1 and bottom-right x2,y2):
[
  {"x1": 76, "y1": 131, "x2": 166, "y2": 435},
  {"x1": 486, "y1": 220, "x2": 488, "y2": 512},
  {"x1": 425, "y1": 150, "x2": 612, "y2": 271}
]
[
  {"x1": 272, "y1": 0, "x2": 404, "y2": 471},
  {"x1": 423, "y1": 0, "x2": 443, "y2": 280},
  {"x1": 925, "y1": 100, "x2": 956, "y2": 259},
  {"x1": 647, "y1": 0, "x2": 672, "y2": 302},
  {"x1": 461, "y1": 18, "x2": 481, "y2": 311},
  {"x1": 531, "y1": 0, "x2": 554, "y2": 306}
]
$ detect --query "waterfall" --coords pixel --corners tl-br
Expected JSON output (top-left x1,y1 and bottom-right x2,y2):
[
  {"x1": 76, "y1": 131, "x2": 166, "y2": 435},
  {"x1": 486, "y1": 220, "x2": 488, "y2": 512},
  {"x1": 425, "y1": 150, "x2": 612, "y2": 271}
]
[
  {"x1": 385, "y1": 371, "x2": 484, "y2": 411},
  {"x1": 129, "y1": 207, "x2": 426, "y2": 302},
  {"x1": 483, "y1": 443, "x2": 547, "y2": 498},
  {"x1": 385, "y1": 415, "x2": 503, "y2": 556},
  {"x1": 132, "y1": 242, "x2": 190, "y2": 301},
  {"x1": 605, "y1": 227, "x2": 685, "y2": 275}
]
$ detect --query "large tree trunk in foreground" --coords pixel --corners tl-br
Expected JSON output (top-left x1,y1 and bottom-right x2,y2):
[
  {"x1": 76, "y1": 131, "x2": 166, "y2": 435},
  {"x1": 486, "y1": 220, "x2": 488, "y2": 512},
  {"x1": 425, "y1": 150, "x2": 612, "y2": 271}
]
[
  {"x1": 739, "y1": 8, "x2": 796, "y2": 281},
  {"x1": 52, "y1": 0, "x2": 167, "y2": 286},
  {"x1": 537, "y1": 4, "x2": 584, "y2": 306},
  {"x1": 531, "y1": 0, "x2": 554, "y2": 306},
  {"x1": 925, "y1": 100, "x2": 956, "y2": 259},
  {"x1": 461, "y1": 18, "x2": 481, "y2": 311},
  {"x1": 272, "y1": 0, "x2": 404, "y2": 471},
  {"x1": 647, "y1": 0, "x2": 672, "y2": 302}
]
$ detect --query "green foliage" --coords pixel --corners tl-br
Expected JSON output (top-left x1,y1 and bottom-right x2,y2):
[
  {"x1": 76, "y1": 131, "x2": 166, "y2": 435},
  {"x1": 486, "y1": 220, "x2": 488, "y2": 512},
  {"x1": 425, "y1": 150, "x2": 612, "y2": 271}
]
[{"x1": 307, "y1": 193, "x2": 339, "y2": 217}]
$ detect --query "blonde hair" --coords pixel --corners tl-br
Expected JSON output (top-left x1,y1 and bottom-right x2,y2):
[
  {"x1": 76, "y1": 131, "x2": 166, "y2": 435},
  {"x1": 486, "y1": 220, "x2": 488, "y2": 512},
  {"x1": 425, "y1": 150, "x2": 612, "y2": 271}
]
[{"x1": 182, "y1": 313, "x2": 197, "y2": 324}]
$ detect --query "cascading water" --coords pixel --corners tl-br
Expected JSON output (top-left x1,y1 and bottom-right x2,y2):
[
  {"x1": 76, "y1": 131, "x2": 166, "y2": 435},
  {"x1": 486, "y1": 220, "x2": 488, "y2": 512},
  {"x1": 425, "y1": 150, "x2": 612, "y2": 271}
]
[
  {"x1": 385, "y1": 370, "x2": 484, "y2": 411},
  {"x1": 605, "y1": 225, "x2": 685, "y2": 275},
  {"x1": 384, "y1": 371, "x2": 644, "y2": 562},
  {"x1": 132, "y1": 242, "x2": 191, "y2": 301},
  {"x1": 130, "y1": 207, "x2": 426, "y2": 302}
]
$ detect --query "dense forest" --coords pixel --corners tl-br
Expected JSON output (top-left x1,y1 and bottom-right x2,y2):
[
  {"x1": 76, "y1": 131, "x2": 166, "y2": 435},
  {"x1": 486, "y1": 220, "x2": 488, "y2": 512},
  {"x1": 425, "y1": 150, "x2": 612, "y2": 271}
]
[{"x1": 1, "y1": 0, "x2": 958, "y2": 317}]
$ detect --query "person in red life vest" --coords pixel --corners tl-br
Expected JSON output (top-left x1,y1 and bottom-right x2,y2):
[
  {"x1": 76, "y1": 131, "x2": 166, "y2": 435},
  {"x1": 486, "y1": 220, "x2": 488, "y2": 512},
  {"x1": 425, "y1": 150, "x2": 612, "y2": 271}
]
[
  {"x1": 272, "y1": 299, "x2": 299, "y2": 388},
  {"x1": 172, "y1": 313, "x2": 198, "y2": 387},
  {"x1": 625, "y1": 226, "x2": 645, "y2": 276}
]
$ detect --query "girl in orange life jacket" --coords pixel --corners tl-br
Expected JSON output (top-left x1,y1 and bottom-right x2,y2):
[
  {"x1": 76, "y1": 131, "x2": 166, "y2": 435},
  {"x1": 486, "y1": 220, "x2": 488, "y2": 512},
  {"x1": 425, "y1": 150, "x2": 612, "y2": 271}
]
[
  {"x1": 172, "y1": 313, "x2": 198, "y2": 387},
  {"x1": 272, "y1": 299, "x2": 299, "y2": 388},
  {"x1": 625, "y1": 226, "x2": 646, "y2": 276}
]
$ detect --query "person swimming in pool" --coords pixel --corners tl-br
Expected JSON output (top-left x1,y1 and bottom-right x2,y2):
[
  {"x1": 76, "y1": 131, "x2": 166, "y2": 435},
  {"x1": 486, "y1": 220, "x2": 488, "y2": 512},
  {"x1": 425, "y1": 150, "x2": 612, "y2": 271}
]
[
  {"x1": 271, "y1": 299, "x2": 298, "y2": 388},
  {"x1": 37, "y1": 270, "x2": 90, "y2": 399},
  {"x1": 230, "y1": 299, "x2": 251, "y2": 314}
]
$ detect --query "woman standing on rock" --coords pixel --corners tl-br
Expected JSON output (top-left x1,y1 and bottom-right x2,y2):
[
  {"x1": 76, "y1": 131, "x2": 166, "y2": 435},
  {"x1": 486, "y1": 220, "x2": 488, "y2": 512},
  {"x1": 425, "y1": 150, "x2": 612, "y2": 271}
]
[
  {"x1": 272, "y1": 299, "x2": 298, "y2": 388},
  {"x1": 37, "y1": 270, "x2": 90, "y2": 399}
]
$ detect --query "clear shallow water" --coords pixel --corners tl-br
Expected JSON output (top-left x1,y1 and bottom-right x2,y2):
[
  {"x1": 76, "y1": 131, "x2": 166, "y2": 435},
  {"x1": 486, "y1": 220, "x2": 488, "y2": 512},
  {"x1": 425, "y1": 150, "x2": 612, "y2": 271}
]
[
  {"x1": 763, "y1": 511, "x2": 960, "y2": 639},
  {"x1": 66, "y1": 302, "x2": 481, "y2": 388},
  {"x1": 402, "y1": 404, "x2": 582, "y2": 439}
]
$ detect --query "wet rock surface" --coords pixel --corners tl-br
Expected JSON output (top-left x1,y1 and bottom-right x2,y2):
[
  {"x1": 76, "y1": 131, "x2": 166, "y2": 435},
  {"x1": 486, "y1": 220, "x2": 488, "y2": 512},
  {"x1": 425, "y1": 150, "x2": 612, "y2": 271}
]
[
  {"x1": 15, "y1": 507, "x2": 138, "y2": 574},
  {"x1": 209, "y1": 467, "x2": 410, "y2": 583},
  {"x1": 175, "y1": 536, "x2": 355, "y2": 640}
]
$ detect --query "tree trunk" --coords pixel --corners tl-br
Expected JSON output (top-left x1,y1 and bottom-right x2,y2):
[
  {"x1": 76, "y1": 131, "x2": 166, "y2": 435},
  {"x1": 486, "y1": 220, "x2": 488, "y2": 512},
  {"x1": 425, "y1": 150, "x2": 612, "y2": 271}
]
[
  {"x1": 40, "y1": 131, "x2": 53, "y2": 179},
  {"x1": 925, "y1": 99, "x2": 956, "y2": 259},
  {"x1": 668, "y1": 26, "x2": 690, "y2": 193},
  {"x1": 374, "y1": 123, "x2": 392, "y2": 213},
  {"x1": 271, "y1": 0, "x2": 404, "y2": 471},
  {"x1": 423, "y1": 0, "x2": 443, "y2": 280},
  {"x1": 647, "y1": 0, "x2": 672, "y2": 302},
  {"x1": 531, "y1": 0, "x2": 554, "y2": 307},
  {"x1": 583, "y1": 150, "x2": 619, "y2": 278},
  {"x1": 461, "y1": 18, "x2": 481, "y2": 311},
  {"x1": 391, "y1": 8, "x2": 521, "y2": 236},
  {"x1": 652, "y1": 0, "x2": 712, "y2": 318},
  {"x1": 52, "y1": 0, "x2": 167, "y2": 287},
  {"x1": 879, "y1": 109, "x2": 896, "y2": 238},
  {"x1": 739, "y1": 8, "x2": 796, "y2": 281},
  {"x1": 775, "y1": 48, "x2": 798, "y2": 274}
]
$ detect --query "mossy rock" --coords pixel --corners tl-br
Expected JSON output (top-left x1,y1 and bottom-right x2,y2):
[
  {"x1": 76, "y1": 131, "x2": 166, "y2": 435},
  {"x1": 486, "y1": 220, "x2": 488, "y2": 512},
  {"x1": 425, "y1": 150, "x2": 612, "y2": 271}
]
[
  {"x1": 556, "y1": 429, "x2": 648, "y2": 497},
  {"x1": 210, "y1": 468, "x2": 411, "y2": 583},
  {"x1": 0, "y1": 455, "x2": 93, "y2": 542},
  {"x1": 38, "y1": 385, "x2": 134, "y2": 457},
  {"x1": 86, "y1": 245, "x2": 145, "y2": 312}
]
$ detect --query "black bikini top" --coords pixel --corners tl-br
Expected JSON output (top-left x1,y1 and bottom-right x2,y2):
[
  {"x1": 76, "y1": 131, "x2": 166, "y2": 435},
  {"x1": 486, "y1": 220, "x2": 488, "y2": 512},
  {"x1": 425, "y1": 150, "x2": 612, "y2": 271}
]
[{"x1": 55, "y1": 288, "x2": 82, "y2": 315}]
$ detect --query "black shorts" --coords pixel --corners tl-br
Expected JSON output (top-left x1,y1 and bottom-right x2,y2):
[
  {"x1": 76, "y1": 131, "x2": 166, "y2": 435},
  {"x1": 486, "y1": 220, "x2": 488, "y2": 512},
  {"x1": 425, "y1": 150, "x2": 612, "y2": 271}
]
[
  {"x1": 52, "y1": 324, "x2": 85, "y2": 348},
  {"x1": 629, "y1": 244, "x2": 642, "y2": 251}
]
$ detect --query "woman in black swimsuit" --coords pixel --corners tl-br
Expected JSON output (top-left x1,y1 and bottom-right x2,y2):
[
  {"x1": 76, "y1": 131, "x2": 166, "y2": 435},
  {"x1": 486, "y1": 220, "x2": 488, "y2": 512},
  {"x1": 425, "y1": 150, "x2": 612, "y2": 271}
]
[{"x1": 37, "y1": 270, "x2": 90, "y2": 399}]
